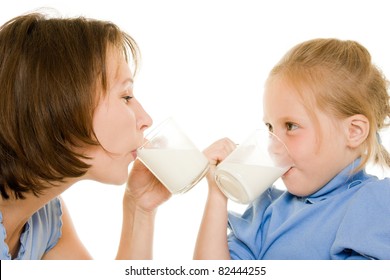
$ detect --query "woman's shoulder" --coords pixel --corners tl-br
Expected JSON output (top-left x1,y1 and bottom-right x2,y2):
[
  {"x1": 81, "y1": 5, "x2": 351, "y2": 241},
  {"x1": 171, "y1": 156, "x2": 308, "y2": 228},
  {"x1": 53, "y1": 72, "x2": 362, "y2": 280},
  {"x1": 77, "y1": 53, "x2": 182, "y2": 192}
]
[
  {"x1": 26, "y1": 197, "x2": 63, "y2": 259},
  {"x1": 33, "y1": 197, "x2": 63, "y2": 226},
  {"x1": 0, "y1": 197, "x2": 63, "y2": 260}
]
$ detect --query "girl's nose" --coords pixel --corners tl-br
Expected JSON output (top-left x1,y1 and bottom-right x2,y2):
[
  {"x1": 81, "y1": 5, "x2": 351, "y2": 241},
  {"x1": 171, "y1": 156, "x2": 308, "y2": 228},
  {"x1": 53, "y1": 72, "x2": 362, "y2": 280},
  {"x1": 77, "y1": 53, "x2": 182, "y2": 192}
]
[
  {"x1": 268, "y1": 135, "x2": 285, "y2": 155},
  {"x1": 267, "y1": 132, "x2": 292, "y2": 168}
]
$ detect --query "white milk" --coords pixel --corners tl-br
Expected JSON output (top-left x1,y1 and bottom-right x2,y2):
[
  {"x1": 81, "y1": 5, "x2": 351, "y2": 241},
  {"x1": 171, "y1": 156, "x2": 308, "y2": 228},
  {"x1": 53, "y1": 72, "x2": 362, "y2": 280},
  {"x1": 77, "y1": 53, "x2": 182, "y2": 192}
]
[
  {"x1": 137, "y1": 148, "x2": 209, "y2": 193},
  {"x1": 215, "y1": 162, "x2": 287, "y2": 204}
]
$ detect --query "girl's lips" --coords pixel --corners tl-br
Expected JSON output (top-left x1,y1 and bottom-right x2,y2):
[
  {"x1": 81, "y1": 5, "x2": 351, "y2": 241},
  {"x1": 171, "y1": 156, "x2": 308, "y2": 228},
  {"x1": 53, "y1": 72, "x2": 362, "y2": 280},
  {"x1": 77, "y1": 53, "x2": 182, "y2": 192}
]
[{"x1": 282, "y1": 166, "x2": 294, "y2": 177}]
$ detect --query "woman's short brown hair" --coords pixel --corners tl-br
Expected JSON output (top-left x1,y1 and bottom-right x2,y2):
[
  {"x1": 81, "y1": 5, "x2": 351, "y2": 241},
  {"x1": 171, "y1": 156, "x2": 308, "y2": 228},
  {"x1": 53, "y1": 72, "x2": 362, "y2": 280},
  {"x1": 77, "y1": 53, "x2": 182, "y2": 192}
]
[{"x1": 0, "y1": 12, "x2": 140, "y2": 199}]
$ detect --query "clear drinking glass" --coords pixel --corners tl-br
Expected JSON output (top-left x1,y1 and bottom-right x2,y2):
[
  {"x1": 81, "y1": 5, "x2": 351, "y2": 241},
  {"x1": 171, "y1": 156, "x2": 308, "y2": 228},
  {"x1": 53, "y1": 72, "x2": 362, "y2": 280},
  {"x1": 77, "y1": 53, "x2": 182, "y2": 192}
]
[
  {"x1": 137, "y1": 118, "x2": 209, "y2": 194},
  {"x1": 215, "y1": 129, "x2": 293, "y2": 204}
]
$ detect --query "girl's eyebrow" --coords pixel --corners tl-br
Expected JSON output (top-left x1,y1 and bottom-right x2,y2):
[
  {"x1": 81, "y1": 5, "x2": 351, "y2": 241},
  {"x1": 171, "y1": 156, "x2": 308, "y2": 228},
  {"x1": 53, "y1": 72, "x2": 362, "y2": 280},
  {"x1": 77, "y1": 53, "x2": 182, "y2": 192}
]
[{"x1": 263, "y1": 115, "x2": 306, "y2": 124}]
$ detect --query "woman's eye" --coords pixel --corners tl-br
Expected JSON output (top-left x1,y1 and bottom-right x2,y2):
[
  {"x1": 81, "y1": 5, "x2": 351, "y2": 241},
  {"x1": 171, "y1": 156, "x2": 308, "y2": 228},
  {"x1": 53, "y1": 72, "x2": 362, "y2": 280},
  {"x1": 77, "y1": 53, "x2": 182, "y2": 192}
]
[
  {"x1": 286, "y1": 122, "x2": 298, "y2": 131},
  {"x1": 123, "y1": 96, "x2": 133, "y2": 103},
  {"x1": 265, "y1": 123, "x2": 273, "y2": 132}
]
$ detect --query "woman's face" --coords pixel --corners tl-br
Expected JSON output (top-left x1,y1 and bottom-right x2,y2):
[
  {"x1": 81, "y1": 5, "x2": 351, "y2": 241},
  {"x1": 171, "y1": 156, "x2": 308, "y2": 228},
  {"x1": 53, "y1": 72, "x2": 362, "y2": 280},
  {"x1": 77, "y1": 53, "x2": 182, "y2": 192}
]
[
  {"x1": 86, "y1": 48, "x2": 152, "y2": 185},
  {"x1": 263, "y1": 76, "x2": 351, "y2": 197}
]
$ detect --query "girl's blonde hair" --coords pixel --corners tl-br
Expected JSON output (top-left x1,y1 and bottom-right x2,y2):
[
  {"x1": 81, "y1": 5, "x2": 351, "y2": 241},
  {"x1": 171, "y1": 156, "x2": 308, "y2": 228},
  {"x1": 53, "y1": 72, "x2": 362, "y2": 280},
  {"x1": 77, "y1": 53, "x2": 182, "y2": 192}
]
[{"x1": 269, "y1": 38, "x2": 390, "y2": 170}]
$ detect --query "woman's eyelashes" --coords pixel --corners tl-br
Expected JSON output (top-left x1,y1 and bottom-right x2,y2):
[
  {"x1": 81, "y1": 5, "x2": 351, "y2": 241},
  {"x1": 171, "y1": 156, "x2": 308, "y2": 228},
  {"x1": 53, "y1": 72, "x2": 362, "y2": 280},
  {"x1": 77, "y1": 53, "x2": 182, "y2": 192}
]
[
  {"x1": 122, "y1": 95, "x2": 133, "y2": 104},
  {"x1": 122, "y1": 87, "x2": 134, "y2": 104}
]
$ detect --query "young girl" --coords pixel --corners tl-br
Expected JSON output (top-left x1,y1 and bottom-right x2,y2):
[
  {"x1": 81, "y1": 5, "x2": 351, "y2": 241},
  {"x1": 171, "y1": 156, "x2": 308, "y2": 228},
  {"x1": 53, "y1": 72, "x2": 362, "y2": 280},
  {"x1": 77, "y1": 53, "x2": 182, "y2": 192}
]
[
  {"x1": 195, "y1": 38, "x2": 390, "y2": 259},
  {"x1": 0, "y1": 12, "x2": 229, "y2": 260}
]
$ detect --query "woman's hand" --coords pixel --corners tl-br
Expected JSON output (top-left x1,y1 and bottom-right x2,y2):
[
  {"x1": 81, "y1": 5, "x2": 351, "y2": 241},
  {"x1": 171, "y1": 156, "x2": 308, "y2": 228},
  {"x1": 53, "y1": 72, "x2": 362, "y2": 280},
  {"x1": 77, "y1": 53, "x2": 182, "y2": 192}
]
[
  {"x1": 118, "y1": 159, "x2": 170, "y2": 259},
  {"x1": 125, "y1": 159, "x2": 171, "y2": 213}
]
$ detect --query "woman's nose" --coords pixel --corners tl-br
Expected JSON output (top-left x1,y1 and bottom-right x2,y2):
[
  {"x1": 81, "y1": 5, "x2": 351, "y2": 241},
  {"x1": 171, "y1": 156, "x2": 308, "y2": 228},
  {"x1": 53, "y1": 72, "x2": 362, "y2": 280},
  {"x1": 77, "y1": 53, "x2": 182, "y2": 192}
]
[{"x1": 135, "y1": 100, "x2": 153, "y2": 131}]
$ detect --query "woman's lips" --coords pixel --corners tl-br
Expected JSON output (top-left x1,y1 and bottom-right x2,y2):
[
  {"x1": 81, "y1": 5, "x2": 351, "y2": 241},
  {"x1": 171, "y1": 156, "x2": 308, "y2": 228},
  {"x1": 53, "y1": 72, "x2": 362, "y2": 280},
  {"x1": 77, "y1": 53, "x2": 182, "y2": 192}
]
[{"x1": 130, "y1": 150, "x2": 138, "y2": 159}]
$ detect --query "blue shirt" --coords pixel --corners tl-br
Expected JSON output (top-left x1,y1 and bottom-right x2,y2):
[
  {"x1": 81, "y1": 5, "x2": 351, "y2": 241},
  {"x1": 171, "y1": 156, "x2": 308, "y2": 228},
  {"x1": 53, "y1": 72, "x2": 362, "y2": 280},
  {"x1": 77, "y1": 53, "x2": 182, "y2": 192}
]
[
  {"x1": 0, "y1": 197, "x2": 63, "y2": 260},
  {"x1": 227, "y1": 161, "x2": 390, "y2": 259}
]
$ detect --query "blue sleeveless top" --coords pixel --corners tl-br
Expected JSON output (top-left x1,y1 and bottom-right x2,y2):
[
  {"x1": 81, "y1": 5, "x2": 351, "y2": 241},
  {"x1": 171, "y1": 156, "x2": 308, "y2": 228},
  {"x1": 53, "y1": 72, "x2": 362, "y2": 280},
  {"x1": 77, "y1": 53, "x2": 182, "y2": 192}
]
[{"x1": 0, "y1": 197, "x2": 63, "y2": 260}]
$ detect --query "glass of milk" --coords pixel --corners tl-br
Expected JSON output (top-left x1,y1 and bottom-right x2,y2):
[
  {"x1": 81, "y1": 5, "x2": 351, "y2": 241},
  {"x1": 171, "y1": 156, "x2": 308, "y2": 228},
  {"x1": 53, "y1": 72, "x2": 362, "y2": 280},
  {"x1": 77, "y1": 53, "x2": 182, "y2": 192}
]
[
  {"x1": 137, "y1": 118, "x2": 209, "y2": 194},
  {"x1": 215, "y1": 129, "x2": 293, "y2": 204}
]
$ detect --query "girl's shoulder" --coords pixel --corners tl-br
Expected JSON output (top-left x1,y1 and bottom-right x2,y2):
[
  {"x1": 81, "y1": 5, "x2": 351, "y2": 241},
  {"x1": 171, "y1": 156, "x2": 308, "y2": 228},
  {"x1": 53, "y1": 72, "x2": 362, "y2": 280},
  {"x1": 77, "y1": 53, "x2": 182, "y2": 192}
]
[
  {"x1": 343, "y1": 173, "x2": 390, "y2": 213},
  {"x1": 332, "y1": 176, "x2": 390, "y2": 259},
  {"x1": 352, "y1": 174, "x2": 390, "y2": 201}
]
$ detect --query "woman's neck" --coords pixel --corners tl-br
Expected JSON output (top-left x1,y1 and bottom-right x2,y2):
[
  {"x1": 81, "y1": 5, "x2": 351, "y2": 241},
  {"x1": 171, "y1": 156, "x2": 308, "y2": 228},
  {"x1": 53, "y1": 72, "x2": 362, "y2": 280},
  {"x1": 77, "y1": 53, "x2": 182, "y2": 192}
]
[{"x1": 0, "y1": 178, "x2": 77, "y2": 258}]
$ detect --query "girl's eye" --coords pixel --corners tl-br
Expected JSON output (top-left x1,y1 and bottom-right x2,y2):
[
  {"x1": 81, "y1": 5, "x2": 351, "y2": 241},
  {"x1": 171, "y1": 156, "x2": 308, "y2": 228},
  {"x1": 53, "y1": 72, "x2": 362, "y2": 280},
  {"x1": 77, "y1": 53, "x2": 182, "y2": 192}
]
[{"x1": 286, "y1": 122, "x2": 298, "y2": 131}]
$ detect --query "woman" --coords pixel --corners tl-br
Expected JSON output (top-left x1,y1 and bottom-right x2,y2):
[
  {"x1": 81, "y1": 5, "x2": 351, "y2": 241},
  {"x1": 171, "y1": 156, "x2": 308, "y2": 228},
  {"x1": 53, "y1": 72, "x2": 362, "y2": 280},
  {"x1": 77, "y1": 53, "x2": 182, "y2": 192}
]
[{"x1": 0, "y1": 12, "x2": 234, "y2": 260}]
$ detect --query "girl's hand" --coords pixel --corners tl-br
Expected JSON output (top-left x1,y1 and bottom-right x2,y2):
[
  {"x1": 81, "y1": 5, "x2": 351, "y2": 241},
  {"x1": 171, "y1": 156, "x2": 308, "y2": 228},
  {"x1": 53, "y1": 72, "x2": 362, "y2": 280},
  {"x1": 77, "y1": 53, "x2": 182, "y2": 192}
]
[
  {"x1": 125, "y1": 159, "x2": 171, "y2": 213},
  {"x1": 202, "y1": 138, "x2": 236, "y2": 193},
  {"x1": 194, "y1": 138, "x2": 235, "y2": 260}
]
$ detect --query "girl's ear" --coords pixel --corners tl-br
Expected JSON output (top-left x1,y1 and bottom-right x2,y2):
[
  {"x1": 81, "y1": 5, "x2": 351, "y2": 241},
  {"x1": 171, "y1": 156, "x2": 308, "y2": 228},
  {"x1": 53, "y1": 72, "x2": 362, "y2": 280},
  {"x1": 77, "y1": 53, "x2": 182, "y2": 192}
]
[{"x1": 343, "y1": 114, "x2": 369, "y2": 148}]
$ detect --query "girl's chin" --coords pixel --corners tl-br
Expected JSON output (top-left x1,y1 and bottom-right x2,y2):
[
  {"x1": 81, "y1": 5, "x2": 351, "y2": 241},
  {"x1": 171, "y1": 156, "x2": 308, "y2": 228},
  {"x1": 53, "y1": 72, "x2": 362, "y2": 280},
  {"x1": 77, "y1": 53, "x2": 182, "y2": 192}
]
[{"x1": 283, "y1": 180, "x2": 315, "y2": 197}]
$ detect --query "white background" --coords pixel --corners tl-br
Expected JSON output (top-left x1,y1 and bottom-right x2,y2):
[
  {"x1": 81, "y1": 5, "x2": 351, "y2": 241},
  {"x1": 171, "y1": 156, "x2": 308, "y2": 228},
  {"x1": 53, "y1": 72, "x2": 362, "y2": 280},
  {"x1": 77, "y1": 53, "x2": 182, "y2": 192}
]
[{"x1": 1, "y1": 0, "x2": 389, "y2": 260}]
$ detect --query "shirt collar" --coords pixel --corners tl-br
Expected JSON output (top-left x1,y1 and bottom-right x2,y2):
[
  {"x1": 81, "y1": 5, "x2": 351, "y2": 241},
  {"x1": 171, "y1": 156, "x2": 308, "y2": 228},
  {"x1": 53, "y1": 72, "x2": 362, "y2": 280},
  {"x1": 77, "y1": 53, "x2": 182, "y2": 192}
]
[{"x1": 299, "y1": 159, "x2": 370, "y2": 204}]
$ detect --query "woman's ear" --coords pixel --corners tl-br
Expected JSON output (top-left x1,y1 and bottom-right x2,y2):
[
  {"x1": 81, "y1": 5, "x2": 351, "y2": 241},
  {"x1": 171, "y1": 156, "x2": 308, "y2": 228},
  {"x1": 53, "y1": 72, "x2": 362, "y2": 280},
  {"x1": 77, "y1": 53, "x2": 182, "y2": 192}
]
[{"x1": 343, "y1": 114, "x2": 369, "y2": 148}]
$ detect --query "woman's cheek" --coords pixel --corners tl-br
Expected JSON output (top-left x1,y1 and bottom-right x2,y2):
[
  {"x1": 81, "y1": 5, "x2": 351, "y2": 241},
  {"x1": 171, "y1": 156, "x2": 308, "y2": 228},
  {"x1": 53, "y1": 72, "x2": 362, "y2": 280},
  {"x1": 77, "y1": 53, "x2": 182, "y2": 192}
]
[{"x1": 93, "y1": 102, "x2": 135, "y2": 154}]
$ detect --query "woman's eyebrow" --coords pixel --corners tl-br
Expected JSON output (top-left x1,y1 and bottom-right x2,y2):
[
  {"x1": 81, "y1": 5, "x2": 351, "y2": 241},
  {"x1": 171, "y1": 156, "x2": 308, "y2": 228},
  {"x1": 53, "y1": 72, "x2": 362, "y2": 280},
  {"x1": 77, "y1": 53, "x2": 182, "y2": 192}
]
[{"x1": 121, "y1": 78, "x2": 134, "y2": 85}]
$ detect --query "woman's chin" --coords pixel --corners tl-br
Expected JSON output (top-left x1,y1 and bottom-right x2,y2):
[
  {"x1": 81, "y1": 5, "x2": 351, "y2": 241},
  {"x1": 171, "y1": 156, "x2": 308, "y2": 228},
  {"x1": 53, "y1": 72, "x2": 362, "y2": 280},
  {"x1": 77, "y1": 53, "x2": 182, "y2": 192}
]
[
  {"x1": 112, "y1": 174, "x2": 128, "y2": 185},
  {"x1": 93, "y1": 171, "x2": 128, "y2": 186}
]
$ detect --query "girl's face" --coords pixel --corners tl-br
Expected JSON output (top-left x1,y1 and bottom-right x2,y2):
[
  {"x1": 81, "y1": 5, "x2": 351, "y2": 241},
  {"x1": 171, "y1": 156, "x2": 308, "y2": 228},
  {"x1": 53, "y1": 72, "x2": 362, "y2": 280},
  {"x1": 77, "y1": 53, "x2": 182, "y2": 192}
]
[
  {"x1": 86, "y1": 49, "x2": 152, "y2": 185},
  {"x1": 263, "y1": 76, "x2": 352, "y2": 197}
]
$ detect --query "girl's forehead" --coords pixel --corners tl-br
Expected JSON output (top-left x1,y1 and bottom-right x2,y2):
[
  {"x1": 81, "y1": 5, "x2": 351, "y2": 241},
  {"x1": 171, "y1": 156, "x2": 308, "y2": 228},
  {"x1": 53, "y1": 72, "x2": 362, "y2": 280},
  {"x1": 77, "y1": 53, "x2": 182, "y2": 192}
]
[
  {"x1": 264, "y1": 79, "x2": 341, "y2": 131},
  {"x1": 264, "y1": 77, "x2": 302, "y2": 105},
  {"x1": 265, "y1": 74, "x2": 320, "y2": 107},
  {"x1": 264, "y1": 78, "x2": 318, "y2": 122}
]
